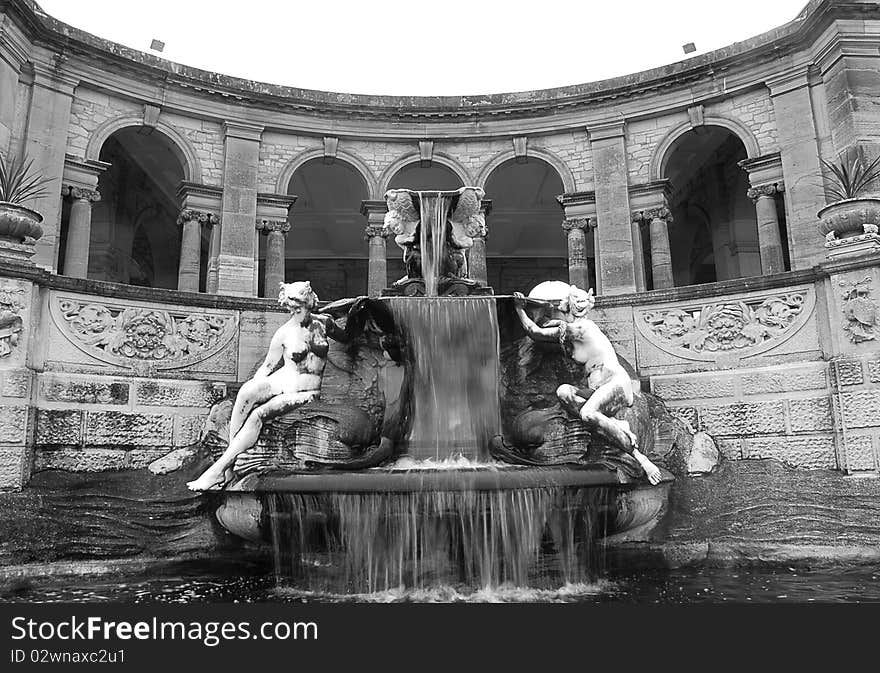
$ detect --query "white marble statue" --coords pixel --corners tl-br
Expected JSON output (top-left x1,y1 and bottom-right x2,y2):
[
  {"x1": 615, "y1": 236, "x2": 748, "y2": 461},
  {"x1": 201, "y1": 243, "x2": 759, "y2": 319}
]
[
  {"x1": 187, "y1": 281, "x2": 328, "y2": 491},
  {"x1": 512, "y1": 283, "x2": 662, "y2": 485}
]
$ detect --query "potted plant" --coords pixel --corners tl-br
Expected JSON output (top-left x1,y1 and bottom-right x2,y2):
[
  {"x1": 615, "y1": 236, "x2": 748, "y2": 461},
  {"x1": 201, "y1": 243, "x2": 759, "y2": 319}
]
[
  {"x1": 0, "y1": 153, "x2": 52, "y2": 242},
  {"x1": 817, "y1": 148, "x2": 880, "y2": 240}
]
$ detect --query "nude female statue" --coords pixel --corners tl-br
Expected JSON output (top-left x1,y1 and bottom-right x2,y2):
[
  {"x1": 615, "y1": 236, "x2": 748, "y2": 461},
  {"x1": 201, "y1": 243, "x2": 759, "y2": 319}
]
[
  {"x1": 187, "y1": 281, "x2": 330, "y2": 491},
  {"x1": 512, "y1": 284, "x2": 662, "y2": 485}
]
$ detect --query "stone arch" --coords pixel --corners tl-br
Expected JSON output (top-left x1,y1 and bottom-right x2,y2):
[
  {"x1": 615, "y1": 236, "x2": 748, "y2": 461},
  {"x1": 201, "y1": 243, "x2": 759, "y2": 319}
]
[
  {"x1": 476, "y1": 146, "x2": 576, "y2": 194},
  {"x1": 85, "y1": 114, "x2": 202, "y2": 183},
  {"x1": 379, "y1": 152, "x2": 472, "y2": 194},
  {"x1": 651, "y1": 116, "x2": 760, "y2": 182},
  {"x1": 276, "y1": 148, "x2": 378, "y2": 199}
]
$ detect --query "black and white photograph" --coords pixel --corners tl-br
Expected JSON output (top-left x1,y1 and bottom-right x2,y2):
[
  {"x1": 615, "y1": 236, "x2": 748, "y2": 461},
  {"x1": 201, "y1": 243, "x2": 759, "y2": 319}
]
[{"x1": 1, "y1": 0, "x2": 879, "y2": 662}]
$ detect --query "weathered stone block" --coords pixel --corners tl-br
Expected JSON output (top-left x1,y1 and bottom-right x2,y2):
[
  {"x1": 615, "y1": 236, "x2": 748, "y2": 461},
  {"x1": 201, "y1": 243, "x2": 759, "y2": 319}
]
[
  {"x1": 127, "y1": 449, "x2": 171, "y2": 469},
  {"x1": 743, "y1": 436, "x2": 837, "y2": 469},
  {"x1": 40, "y1": 376, "x2": 130, "y2": 405},
  {"x1": 839, "y1": 391, "x2": 880, "y2": 429},
  {"x1": 0, "y1": 448, "x2": 26, "y2": 489},
  {"x1": 34, "y1": 448, "x2": 127, "y2": 472},
  {"x1": 36, "y1": 409, "x2": 83, "y2": 445},
  {"x1": 136, "y1": 381, "x2": 224, "y2": 408},
  {"x1": 668, "y1": 406, "x2": 698, "y2": 430},
  {"x1": 715, "y1": 438, "x2": 743, "y2": 460},
  {"x1": 788, "y1": 397, "x2": 833, "y2": 432},
  {"x1": 844, "y1": 435, "x2": 876, "y2": 471},
  {"x1": 174, "y1": 414, "x2": 207, "y2": 447},
  {"x1": 85, "y1": 411, "x2": 174, "y2": 446},
  {"x1": 651, "y1": 375, "x2": 735, "y2": 401},
  {"x1": 699, "y1": 401, "x2": 786, "y2": 436},
  {"x1": 740, "y1": 365, "x2": 827, "y2": 395},
  {"x1": 867, "y1": 359, "x2": 880, "y2": 383},
  {"x1": 834, "y1": 359, "x2": 864, "y2": 386},
  {"x1": 2, "y1": 371, "x2": 30, "y2": 398},
  {"x1": 0, "y1": 405, "x2": 28, "y2": 443}
]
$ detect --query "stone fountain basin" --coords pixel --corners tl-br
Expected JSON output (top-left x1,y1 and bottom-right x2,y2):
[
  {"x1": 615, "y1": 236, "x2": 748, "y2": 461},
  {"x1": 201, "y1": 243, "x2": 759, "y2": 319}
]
[{"x1": 214, "y1": 466, "x2": 674, "y2": 545}]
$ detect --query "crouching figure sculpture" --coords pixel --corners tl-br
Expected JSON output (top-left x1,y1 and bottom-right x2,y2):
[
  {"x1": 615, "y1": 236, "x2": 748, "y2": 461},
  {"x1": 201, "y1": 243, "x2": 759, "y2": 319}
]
[{"x1": 511, "y1": 284, "x2": 662, "y2": 485}]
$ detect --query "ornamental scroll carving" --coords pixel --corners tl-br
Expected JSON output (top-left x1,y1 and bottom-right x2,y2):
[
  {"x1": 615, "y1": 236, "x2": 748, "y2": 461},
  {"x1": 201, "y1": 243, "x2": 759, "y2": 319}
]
[
  {"x1": 51, "y1": 296, "x2": 238, "y2": 370},
  {"x1": 0, "y1": 289, "x2": 24, "y2": 358},
  {"x1": 840, "y1": 276, "x2": 877, "y2": 344},
  {"x1": 637, "y1": 289, "x2": 814, "y2": 361}
]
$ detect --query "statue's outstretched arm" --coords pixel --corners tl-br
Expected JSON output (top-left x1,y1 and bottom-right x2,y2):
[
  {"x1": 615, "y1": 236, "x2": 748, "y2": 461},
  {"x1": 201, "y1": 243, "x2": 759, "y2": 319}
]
[
  {"x1": 253, "y1": 329, "x2": 285, "y2": 378},
  {"x1": 513, "y1": 292, "x2": 561, "y2": 342}
]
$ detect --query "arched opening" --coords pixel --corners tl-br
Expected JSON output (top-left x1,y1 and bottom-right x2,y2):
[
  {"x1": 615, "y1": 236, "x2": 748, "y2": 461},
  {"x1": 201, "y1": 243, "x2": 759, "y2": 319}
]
[
  {"x1": 64, "y1": 126, "x2": 188, "y2": 289},
  {"x1": 386, "y1": 162, "x2": 463, "y2": 192},
  {"x1": 284, "y1": 159, "x2": 370, "y2": 299},
  {"x1": 483, "y1": 158, "x2": 568, "y2": 294},
  {"x1": 662, "y1": 126, "x2": 784, "y2": 286}
]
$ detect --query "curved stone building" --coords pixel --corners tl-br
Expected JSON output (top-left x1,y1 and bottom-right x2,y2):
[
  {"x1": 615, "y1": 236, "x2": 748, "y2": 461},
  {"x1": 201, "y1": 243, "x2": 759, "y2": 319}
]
[{"x1": 0, "y1": 0, "x2": 879, "y2": 489}]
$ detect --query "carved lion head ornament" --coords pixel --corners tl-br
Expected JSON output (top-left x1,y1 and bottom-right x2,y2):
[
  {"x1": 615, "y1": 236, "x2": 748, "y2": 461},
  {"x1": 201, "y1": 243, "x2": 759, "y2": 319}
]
[{"x1": 278, "y1": 281, "x2": 319, "y2": 313}]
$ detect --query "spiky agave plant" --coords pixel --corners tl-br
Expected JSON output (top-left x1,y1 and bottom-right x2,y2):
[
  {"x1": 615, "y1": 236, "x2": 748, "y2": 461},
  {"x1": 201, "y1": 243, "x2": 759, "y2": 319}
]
[
  {"x1": 821, "y1": 148, "x2": 880, "y2": 202},
  {"x1": 0, "y1": 153, "x2": 53, "y2": 204}
]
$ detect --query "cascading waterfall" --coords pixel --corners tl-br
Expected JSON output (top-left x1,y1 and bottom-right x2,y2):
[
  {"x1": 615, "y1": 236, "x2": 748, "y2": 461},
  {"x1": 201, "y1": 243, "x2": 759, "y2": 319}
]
[
  {"x1": 417, "y1": 191, "x2": 451, "y2": 297},
  {"x1": 386, "y1": 296, "x2": 500, "y2": 461},
  {"x1": 262, "y1": 187, "x2": 613, "y2": 594},
  {"x1": 266, "y1": 487, "x2": 609, "y2": 594}
]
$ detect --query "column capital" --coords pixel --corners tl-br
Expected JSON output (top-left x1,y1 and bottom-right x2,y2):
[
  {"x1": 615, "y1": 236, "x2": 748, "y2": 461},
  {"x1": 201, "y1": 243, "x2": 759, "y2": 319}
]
[
  {"x1": 632, "y1": 207, "x2": 672, "y2": 224},
  {"x1": 364, "y1": 224, "x2": 389, "y2": 239},
  {"x1": 223, "y1": 121, "x2": 264, "y2": 141},
  {"x1": 738, "y1": 151, "x2": 784, "y2": 188},
  {"x1": 178, "y1": 209, "x2": 219, "y2": 227},
  {"x1": 562, "y1": 217, "x2": 592, "y2": 231},
  {"x1": 360, "y1": 199, "x2": 388, "y2": 217},
  {"x1": 587, "y1": 119, "x2": 626, "y2": 142},
  {"x1": 747, "y1": 183, "x2": 785, "y2": 202},
  {"x1": 61, "y1": 185, "x2": 100, "y2": 202},
  {"x1": 63, "y1": 155, "x2": 110, "y2": 191},
  {"x1": 256, "y1": 218, "x2": 290, "y2": 234}
]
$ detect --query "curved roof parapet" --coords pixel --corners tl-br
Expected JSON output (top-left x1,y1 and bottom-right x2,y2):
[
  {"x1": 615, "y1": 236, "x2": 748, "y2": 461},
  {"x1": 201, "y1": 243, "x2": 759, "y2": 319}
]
[{"x1": 4, "y1": 0, "x2": 874, "y2": 118}]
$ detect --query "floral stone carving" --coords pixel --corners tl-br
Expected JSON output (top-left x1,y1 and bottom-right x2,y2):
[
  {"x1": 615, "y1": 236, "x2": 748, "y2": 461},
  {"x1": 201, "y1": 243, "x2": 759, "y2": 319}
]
[
  {"x1": 639, "y1": 291, "x2": 811, "y2": 359},
  {"x1": 52, "y1": 296, "x2": 237, "y2": 368},
  {"x1": 0, "y1": 288, "x2": 24, "y2": 357},
  {"x1": 840, "y1": 276, "x2": 877, "y2": 344}
]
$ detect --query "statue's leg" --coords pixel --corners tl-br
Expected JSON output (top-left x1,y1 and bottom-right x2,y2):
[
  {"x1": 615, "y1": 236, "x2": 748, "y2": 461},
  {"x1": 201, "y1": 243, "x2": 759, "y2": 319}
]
[
  {"x1": 228, "y1": 378, "x2": 277, "y2": 439},
  {"x1": 187, "y1": 390, "x2": 319, "y2": 491},
  {"x1": 577, "y1": 379, "x2": 662, "y2": 485}
]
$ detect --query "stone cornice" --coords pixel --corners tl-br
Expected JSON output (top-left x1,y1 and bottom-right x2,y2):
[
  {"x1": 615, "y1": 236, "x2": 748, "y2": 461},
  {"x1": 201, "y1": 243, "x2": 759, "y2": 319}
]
[
  {"x1": 223, "y1": 121, "x2": 264, "y2": 142},
  {"x1": 587, "y1": 120, "x2": 626, "y2": 142},
  {"x1": 256, "y1": 193, "x2": 298, "y2": 209},
  {"x1": 1, "y1": 0, "x2": 871, "y2": 127},
  {"x1": 177, "y1": 181, "x2": 223, "y2": 201},
  {"x1": 556, "y1": 191, "x2": 596, "y2": 208},
  {"x1": 359, "y1": 200, "x2": 388, "y2": 217}
]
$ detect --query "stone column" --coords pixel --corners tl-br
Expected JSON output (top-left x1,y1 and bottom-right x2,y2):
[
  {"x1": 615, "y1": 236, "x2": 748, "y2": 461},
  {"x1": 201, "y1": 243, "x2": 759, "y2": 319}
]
[
  {"x1": 217, "y1": 122, "x2": 263, "y2": 296},
  {"x1": 360, "y1": 200, "x2": 389, "y2": 296},
  {"x1": 258, "y1": 220, "x2": 290, "y2": 296},
  {"x1": 767, "y1": 69, "x2": 827, "y2": 268},
  {"x1": 177, "y1": 181, "x2": 223, "y2": 293},
  {"x1": 22, "y1": 65, "x2": 78, "y2": 271},
  {"x1": 747, "y1": 184, "x2": 786, "y2": 275},
  {"x1": 176, "y1": 209, "x2": 215, "y2": 292},
  {"x1": 60, "y1": 186, "x2": 100, "y2": 278},
  {"x1": 557, "y1": 191, "x2": 597, "y2": 292},
  {"x1": 468, "y1": 199, "x2": 491, "y2": 286},
  {"x1": 588, "y1": 121, "x2": 639, "y2": 295},
  {"x1": 635, "y1": 208, "x2": 674, "y2": 289},
  {"x1": 562, "y1": 217, "x2": 590, "y2": 290},
  {"x1": 256, "y1": 193, "x2": 297, "y2": 297}
]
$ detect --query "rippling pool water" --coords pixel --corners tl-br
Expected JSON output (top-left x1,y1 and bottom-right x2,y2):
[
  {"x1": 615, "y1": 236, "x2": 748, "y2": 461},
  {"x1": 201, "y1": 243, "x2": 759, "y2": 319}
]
[{"x1": 3, "y1": 561, "x2": 880, "y2": 603}]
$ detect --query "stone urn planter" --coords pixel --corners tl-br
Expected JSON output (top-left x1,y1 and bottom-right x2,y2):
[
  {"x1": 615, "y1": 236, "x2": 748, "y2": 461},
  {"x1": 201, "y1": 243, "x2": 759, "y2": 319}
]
[
  {"x1": 818, "y1": 197, "x2": 880, "y2": 239},
  {"x1": 0, "y1": 201, "x2": 44, "y2": 241}
]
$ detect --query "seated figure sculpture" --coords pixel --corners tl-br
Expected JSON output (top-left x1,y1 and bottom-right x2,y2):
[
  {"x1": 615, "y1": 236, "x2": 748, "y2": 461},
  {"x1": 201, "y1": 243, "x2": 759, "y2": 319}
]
[
  {"x1": 187, "y1": 281, "x2": 330, "y2": 491},
  {"x1": 512, "y1": 284, "x2": 662, "y2": 485}
]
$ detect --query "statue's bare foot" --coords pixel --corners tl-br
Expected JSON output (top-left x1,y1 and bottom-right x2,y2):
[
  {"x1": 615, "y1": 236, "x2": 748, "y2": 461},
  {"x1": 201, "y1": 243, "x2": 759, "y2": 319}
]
[
  {"x1": 632, "y1": 448, "x2": 662, "y2": 485},
  {"x1": 186, "y1": 465, "x2": 233, "y2": 492}
]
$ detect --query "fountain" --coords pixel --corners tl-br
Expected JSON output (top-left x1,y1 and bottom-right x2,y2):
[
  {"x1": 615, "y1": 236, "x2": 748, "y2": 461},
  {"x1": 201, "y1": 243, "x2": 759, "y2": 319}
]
[{"x1": 192, "y1": 187, "x2": 673, "y2": 595}]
